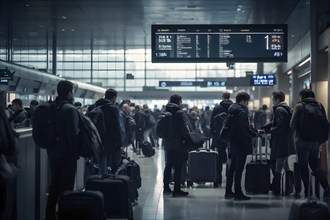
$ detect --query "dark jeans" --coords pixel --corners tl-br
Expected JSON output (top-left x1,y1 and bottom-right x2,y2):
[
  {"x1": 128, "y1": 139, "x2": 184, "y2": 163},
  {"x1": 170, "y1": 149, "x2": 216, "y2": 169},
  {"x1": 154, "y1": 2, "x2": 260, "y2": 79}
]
[
  {"x1": 211, "y1": 136, "x2": 228, "y2": 183},
  {"x1": 295, "y1": 139, "x2": 329, "y2": 196},
  {"x1": 99, "y1": 150, "x2": 122, "y2": 175},
  {"x1": 46, "y1": 158, "x2": 77, "y2": 220},
  {"x1": 163, "y1": 149, "x2": 187, "y2": 191},
  {"x1": 225, "y1": 153, "x2": 247, "y2": 194}
]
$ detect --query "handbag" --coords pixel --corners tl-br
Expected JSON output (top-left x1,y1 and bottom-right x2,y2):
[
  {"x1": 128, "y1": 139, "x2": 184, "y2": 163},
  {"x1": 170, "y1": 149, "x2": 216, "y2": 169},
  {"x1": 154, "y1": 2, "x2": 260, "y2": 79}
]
[{"x1": 185, "y1": 131, "x2": 204, "y2": 151}]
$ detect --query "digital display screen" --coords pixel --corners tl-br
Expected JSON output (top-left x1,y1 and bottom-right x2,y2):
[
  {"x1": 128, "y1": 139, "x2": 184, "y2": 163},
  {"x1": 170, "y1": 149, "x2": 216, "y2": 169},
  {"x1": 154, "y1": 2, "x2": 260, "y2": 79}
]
[
  {"x1": 159, "y1": 81, "x2": 226, "y2": 87},
  {"x1": 152, "y1": 24, "x2": 287, "y2": 63},
  {"x1": 250, "y1": 74, "x2": 276, "y2": 86}
]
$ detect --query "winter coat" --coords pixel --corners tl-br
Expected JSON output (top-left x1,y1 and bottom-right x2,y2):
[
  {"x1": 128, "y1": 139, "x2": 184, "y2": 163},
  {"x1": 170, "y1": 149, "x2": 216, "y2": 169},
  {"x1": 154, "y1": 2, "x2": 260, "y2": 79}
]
[
  {"x1": 210, "y1": 99, "x2": 233, "y2": 136},
  {"x1": 262, "y1": 102, "x2": 292, "y2": 159},
  {"x1": 163, "y1": 103, "x2": 190, "y2": 153},
  {"x1": 228, "y1": 103, "x2": 257, "y2": 155},
  {"x1": 95, "y1": 98, "x2": 122, "y2": 154}
]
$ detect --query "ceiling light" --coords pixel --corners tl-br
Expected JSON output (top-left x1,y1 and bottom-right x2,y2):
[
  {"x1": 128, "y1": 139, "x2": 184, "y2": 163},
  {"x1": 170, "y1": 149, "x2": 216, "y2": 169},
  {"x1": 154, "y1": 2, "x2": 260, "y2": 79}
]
[
  {"x1": 25, "y1": 3, "x2": 30, "y2": 7},
  {"x1": 298, "y1": 70, "x2": 311, "y2": 78},
  {"x1": 62, "y1": 29, "x2": 65, "y2": 32},
  {"x1": 298, "y1": 57, "x2": 311, "y2": 67},
  {"x1": 62, "y1": 16, "x2": 67, "y2": 20},
  {"x1": 287, "y1": 70, "x2": 292, "y2": 75},
  {"x1": 71, "y1": 29, "x2": 75, "y2": 32}
]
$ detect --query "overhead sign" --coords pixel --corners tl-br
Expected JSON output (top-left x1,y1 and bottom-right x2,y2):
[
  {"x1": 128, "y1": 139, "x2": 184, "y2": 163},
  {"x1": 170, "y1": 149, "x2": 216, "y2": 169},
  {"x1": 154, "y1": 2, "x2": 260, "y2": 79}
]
[
  {"x1": 250, "y1": 74, "x2": 276, "y2": 86},
  {"x1": 159, "y1": 81, "x2": 226, "y2": 87},
  {"x1": 0, "y1": 68, "x2": 15, "y2": 85},
  {"x1": 152, "y1": 24, "x2": 287, "y2": 63}
]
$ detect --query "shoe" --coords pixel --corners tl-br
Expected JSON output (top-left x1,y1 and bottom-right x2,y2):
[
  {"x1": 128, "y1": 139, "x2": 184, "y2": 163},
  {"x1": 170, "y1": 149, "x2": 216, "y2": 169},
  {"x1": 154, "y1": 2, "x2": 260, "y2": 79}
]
[
  {"x1": 172, "y1": 190, "x2": 189, "y2": 197},
  {"x1": 224, "y1": 191, "x2": 234, "y2": 199},
  {"x1": 234, "y1": 193, "x2": 251, "y2": 201},
  {"x1": 163, "y1": 188, "x2": 173, "y2": 194}
]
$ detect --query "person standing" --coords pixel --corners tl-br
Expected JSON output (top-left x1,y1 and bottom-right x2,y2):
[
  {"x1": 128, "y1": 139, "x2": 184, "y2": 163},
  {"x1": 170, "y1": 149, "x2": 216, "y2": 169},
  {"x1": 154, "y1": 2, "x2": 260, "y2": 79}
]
[
  {"x1": 260, "y1": 91, "x2": 292, "y2": 195},
  {"x1": 8, "y1": 99, "x2": 29, "y2": 127},
  {"x1": 210, "y1": 91, "x2": 233, "y2": 186},
  {"x1": 163, "y1": 94, "x2": 190, "y2": 197},
  {"x1": 290, "y1": 89, "x2": 330, "y2": 202},
  {"x1": 45, "y1": 80, "x2": 79, "y2": 220},
  {"x1": 94, "y1": 89, "x2": 123, "y2": 174},
  {"x1": 225, "y1": 92, "x2": 259, "y2": 201}
]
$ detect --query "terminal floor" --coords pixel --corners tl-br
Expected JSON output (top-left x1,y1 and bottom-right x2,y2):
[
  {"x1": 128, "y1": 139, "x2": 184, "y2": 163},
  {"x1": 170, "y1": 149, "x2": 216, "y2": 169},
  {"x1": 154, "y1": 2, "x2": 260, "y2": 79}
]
[{"x1": 128, "y1": 146, "x2": 301, "y2": 220}]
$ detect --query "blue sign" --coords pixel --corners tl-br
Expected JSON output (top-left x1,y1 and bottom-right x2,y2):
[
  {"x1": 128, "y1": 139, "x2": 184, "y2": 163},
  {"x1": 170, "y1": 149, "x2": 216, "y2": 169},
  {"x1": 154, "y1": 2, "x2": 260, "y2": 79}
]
[{"x1": 250, "y1": 74, "x2": 276, "y2": 86}]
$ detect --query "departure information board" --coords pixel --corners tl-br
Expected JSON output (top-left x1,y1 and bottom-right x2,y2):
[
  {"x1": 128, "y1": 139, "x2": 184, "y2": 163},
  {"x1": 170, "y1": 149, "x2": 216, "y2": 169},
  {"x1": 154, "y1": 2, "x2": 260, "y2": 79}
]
[{"x1": 151, "y1": 24, "x2": 287, "y2": 63}]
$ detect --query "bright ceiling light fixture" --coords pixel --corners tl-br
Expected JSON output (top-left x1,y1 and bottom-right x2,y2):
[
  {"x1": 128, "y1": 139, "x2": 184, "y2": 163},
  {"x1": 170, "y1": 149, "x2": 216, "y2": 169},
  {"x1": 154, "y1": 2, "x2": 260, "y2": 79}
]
[{"x1": 298, "y1": 57, "x2": 311, "y2": 67}]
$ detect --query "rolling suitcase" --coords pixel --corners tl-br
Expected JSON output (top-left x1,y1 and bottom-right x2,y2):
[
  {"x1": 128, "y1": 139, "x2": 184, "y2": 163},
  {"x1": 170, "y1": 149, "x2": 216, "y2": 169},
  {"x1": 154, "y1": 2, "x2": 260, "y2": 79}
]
[
  {"x1": 85, "y1": 174, "x2": 133, "y2": 220},
  {"x1": 57, "y1": 190, "x2": 106, "y2": 220},
  {"x1": 188, "y1": 145, "x2": 219, "y2": 187},
  {"x1": 245, "y1": 134, "x2": 270, "y2": 194},
  {"x1": 288, "y1": 172, "x2": 330, "y2": 220}
]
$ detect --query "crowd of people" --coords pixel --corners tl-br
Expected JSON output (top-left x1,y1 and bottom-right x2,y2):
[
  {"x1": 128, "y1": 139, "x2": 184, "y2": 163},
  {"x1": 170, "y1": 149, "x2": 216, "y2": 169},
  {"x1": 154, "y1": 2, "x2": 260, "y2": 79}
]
[{"x1": 1, "y1": 79, "x2": 330, "y2": 219}]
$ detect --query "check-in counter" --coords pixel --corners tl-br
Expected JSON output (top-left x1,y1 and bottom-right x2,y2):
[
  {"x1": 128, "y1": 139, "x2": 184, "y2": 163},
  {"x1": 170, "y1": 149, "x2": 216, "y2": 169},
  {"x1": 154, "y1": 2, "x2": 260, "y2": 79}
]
[{"x1": 14, "y1": 128, "x2": 85, "y2": 220}]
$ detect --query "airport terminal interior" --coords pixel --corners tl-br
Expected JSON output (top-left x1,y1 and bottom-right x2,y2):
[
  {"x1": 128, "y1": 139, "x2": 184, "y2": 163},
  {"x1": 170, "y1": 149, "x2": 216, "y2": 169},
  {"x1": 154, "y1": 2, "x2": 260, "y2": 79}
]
[{"x1": 1, "y1": 0, "x2": 330, "y2": 219}]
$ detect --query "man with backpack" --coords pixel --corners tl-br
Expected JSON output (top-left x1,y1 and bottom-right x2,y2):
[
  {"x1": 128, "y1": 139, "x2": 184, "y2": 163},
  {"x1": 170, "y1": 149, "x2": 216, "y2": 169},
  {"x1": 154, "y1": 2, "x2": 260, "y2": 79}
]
[
  {"x1": 91, "y1": 89, "x2": 122, "y2": 175},
  {"x1": 162, "y1": 94, "x2": 191, "y2": 197},
  {"x1": 45, "y1": 80, "x2": 80, "y2": 220},
  {"x1": 210, "y1": 91, "x2": 233, "y2": 186},
  {"x1": 290, "y1": 89, "x2": 330, "y2": 202},
  {"x1": 260, "y1": 91, "x2": 292, "y2": 195},
  {"x1": 225, "y1": 92, "x2": 259, "y2": 201},
  {"x1": 134, "y1": 105, "x2": 147, "y2": 155}
]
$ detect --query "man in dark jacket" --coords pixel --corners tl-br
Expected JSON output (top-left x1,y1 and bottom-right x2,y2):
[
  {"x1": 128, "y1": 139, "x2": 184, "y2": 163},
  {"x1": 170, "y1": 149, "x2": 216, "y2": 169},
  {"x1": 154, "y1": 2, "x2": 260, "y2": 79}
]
[
  {"x1": 260, "y1": 91, "x2": 292, "y2": 195},
  {"x1": 290, "y1": 89, "x2": 330, "y2": 202},
  {"x1": 225, "y1": 92, "x2": 259, "y2": 201},
  {"x1": 8, "y1": 98, "x2": 29, "y2": 127},
  {"x1": 210, "y1": 91, "x2": 233, "y2": 186},
  {"x1": 134, "y1": 105, "x2": 147, "y2": 154},
  {"x1": 163, "y1": 94, "x2": 190, "y2": 197},
  {"x1": 95, "y1": 89, "x2": 123, "y2": 174},
  {"x1": 46, "y1": 80, "x2": 79, "y2": 220}
]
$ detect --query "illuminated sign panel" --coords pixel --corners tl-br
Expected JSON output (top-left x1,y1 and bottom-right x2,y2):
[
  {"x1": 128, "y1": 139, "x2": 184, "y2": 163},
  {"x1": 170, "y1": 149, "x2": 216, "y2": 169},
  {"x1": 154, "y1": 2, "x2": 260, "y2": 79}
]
[
  {"x1": 152, "y1": 24, "x2": 287, "y2": 63},
  {"x1": 250, "y1": 74, "x2": 276, "y2": 86}
]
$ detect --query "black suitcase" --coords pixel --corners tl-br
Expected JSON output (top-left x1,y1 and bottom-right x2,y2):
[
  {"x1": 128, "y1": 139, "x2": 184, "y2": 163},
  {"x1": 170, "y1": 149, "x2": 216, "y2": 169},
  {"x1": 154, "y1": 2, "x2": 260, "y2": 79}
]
[
  {"x1": 245, "y1": 135, "x2": 270, "y2": 194},
  {"x1": 288, "y1": 173, "x2": 330, "y2": 220},
  {"x1": 86, "y1": 174, "x2": 133, "y2": 220},
  {"x1": 57, "y1": 190, "x2": 106, "y2": 220},
  {"x1": 188, "y1": 148, "x2": 219, "y2": 187}
]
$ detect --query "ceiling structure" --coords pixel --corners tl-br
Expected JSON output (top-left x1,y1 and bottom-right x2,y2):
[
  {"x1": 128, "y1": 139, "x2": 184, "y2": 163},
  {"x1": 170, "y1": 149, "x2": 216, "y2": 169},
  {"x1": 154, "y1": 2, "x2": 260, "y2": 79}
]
[{"x1": 0, "y1": 0, "x2": 303, "y2": 50}]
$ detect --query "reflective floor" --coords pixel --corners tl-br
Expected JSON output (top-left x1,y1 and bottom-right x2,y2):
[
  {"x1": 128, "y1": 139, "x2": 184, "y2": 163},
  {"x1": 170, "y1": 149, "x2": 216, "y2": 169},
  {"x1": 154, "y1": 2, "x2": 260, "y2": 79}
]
[{"x1": 128, "y1": 146, "x2": 300, "y2": 220}]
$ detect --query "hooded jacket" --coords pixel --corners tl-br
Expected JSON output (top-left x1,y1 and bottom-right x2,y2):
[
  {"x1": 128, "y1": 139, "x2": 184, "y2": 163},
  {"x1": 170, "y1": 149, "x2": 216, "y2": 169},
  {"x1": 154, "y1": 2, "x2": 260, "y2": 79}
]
[
  {"x1": 210, "y1": 99, "x2": 233, "y2": 136},
  {"x1": 263, "y1": 102, "x2": 292, "y2": 159},
  {"x1": 228, "y1": 103, "x2": 257, "y2": 155},
  {"x1": 95, "y1": 98, "x2": 122, "y2": 154},
  {"x1": 163, "y1": 103, "x2": 190, "y2": 152}
]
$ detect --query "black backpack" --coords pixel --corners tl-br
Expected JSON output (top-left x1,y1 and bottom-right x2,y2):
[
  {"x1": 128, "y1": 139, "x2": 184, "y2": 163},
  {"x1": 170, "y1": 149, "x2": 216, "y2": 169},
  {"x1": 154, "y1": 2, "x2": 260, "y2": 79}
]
[
  {"x1": 77, "y1": 112, "x2": 103, "y2": 161},
  {"x1": 218, "y1": 113, "x2": 236, "y2": 143},
  {"x1": 155, "y1": 112, "x2": 174, "y2": 139},
  {"x1": 87, "y1": 105, "x2": 107, "y2": 141},
  {"x1": 211, "y1": 111, "x2": 228, "y2": 138},
  {"x1": 32, "y1": 102, "x2": 61, "y2": 149},
  {"x1": 145, "y1": 114, "x2": 156, "y2": 129},
  {"x1": 297, "y1": 102, "x2": 329, "y2": 143}
]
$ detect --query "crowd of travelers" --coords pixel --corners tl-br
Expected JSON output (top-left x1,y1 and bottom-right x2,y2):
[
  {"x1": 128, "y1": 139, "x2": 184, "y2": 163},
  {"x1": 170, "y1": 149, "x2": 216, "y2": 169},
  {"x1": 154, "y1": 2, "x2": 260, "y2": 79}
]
[{"x1": 1, "y1": 79, "x2": 330, "y2": 219}]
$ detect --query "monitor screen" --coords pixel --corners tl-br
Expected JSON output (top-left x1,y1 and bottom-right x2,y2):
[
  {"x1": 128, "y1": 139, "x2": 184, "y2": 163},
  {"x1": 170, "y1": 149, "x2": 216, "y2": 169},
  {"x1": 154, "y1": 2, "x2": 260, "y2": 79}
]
[
  {"x1": 151, "y1": 24, "x2": 287, "y2": 63},
  {"x1": 250, "y1": 74, "x2": 276, "y2": 86}
]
